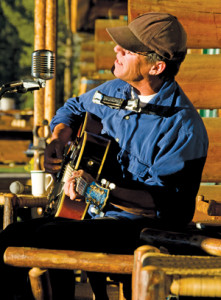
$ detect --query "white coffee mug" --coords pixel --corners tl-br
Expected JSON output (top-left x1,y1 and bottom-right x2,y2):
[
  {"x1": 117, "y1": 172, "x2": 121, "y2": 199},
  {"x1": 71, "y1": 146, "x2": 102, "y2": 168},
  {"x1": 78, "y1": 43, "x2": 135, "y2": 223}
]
[{"x1": 31, "y1": 170, "x2": 53, "y2": 196}]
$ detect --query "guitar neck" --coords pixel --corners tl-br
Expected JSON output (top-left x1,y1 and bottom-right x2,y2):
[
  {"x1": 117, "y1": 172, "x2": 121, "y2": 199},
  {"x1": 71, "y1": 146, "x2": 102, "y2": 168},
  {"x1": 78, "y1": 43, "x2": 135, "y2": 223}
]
[
  {"x1": 61, "y1": 160, "x2": 88, "y2": 196},
  {"x1": 62, "y1": 163, "x2": 75, "y2": 183},
  {"x1": 75, "y1": 177, "x2": 88, "y2": 196}
]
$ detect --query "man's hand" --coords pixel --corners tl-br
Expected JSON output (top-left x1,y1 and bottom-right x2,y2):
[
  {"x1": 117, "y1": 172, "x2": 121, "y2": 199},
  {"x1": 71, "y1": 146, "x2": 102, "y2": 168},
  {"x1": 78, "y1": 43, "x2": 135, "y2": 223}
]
[
  {"x1": 64, "y1": 170, "x2": 94, "y2": 201},
  {"x1": 44, "y1": 123, "x2": 73, "y2": 175},
  {"x1": 44, "y1": 139, "x2": 64, "y2": 174}
]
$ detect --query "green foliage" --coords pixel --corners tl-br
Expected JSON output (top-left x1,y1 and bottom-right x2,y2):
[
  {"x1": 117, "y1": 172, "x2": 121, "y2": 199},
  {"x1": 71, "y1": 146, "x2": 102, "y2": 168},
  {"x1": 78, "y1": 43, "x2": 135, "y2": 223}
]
[
  {"x1": 0, "y1": 0, "x2": 34, "y2": 108},
  {"x1": 0, "y1": 0, "x2": 78, "y2": 110}
]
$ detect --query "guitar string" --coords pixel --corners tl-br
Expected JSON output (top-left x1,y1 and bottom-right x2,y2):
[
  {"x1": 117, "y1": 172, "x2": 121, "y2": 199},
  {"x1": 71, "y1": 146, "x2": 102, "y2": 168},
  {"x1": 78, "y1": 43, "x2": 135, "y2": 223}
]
[
  {"x1": 76, "y1": 177, "x2": 88, "y2": 195},
  {"x1": 55, "y1": 164, "x2": 75, "y2": 197},
  {"x1": 61, "y1": 163, "x2": 88, "y2": 196}
]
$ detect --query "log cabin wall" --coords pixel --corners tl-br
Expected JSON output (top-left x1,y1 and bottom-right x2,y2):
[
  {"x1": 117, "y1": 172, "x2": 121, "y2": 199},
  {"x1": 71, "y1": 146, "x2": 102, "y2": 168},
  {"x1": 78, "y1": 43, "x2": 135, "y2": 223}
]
[{"x1": 128, "y1": 0, "x2": 221, "y2": 49}]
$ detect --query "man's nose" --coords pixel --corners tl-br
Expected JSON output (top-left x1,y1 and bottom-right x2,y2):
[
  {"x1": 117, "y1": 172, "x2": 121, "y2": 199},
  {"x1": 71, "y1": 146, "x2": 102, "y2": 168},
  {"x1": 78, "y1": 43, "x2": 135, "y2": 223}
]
[{"x1": 114, "y1": 44, "x2": 124, "y2": 53}]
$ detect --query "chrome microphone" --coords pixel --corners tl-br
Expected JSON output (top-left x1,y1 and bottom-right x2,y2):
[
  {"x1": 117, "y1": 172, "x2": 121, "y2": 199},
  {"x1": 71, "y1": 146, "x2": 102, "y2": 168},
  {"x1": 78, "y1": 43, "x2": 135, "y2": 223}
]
[
  {"x1": 0, "y1": 49, "x2": 55, "y2": 98},
  {"x1": 31, "y1": 49, "x2": 55, "y2": 81}
]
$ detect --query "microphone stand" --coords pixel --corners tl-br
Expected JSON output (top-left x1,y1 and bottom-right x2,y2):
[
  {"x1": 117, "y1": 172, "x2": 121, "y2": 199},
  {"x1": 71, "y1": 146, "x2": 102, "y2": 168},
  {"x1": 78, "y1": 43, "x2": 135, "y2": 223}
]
[
  {"x1": 0, "y1": 78, "x2": 46, "y2": 100},
  {"x1": 0, "y1": 78, "x2": 50, "y2": 170}
]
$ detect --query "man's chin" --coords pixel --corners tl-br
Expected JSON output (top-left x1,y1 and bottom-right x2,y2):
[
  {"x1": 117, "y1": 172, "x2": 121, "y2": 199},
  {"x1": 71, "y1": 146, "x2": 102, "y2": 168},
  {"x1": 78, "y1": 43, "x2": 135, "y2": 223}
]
[
  {"x1": 111, "y1": 64, "x2": 115, "y2": 75},
  {"x1": 111, "y1": 64, "x2": 122, "y2": 80}
]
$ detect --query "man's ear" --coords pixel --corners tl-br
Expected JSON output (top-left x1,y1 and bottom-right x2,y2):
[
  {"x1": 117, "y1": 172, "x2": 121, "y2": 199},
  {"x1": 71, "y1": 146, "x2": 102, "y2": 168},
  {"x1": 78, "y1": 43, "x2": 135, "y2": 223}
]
[{"x1": 149, "y1": 61, "x2": 166, "y2": 75}]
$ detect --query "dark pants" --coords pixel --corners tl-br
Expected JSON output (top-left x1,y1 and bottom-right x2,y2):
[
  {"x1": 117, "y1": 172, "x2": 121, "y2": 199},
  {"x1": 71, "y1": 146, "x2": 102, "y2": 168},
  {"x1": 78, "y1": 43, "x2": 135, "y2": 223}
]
[{"x1": 0, "y1": 215, "x2": 157, "y2": 299}]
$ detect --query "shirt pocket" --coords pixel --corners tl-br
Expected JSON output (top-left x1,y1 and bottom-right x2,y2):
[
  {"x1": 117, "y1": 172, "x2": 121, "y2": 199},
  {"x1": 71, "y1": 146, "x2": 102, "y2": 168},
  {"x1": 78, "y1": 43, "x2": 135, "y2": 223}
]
[{"x1": 118, "y1": 149, "x2": 150, "y2": 179}]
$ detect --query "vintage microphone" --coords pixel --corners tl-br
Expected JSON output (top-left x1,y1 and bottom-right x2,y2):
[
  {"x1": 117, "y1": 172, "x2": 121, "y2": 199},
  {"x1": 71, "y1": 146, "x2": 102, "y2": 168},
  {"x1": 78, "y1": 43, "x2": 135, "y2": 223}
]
[
  {"x1": 0, "y1": 49, "x2": 55, "y2": 99},
  {"x1": 31, "y1": 49, "x2": 55, "y2": 82}
]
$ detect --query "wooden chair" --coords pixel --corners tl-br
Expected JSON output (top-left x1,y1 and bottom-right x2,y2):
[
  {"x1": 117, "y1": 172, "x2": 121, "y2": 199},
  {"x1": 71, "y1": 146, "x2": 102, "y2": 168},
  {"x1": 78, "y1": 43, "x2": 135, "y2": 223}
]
[
  {"x1": 132, "y1": 245, "x2": 221, "y2": 300},
  {"x1": 3, "y1": 1, "x2": 221, "y2": 299},
  {"x1": 0, "y1": 193, "x2": 48, "y2": 229}
]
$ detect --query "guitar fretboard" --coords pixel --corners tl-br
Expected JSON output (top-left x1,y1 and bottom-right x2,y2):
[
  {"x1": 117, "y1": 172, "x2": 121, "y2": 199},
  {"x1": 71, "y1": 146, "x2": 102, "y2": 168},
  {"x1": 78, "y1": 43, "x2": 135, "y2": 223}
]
[
  {"x1": 62, "y1": 164, "x2": 74, "y2": 183},
  {"x1": 76, "y1": 177, "x2": 88, "y2": 196},
  {"x1": 62, "y1": 162, "x2": 88, "y2": 197}
]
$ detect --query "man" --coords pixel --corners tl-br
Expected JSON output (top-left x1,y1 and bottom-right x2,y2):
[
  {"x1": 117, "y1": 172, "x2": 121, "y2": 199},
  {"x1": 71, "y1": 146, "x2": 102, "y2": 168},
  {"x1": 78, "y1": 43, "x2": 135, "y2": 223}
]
[
  {"x1": 0, "y1": 12, "x2": 208, "y2": 300},
  {"x1": 43, "y1": 12, "x2": 208, "y2": 299},
  {"x1": 46, "y1": 12, "x2": 208, "y2": 226}
]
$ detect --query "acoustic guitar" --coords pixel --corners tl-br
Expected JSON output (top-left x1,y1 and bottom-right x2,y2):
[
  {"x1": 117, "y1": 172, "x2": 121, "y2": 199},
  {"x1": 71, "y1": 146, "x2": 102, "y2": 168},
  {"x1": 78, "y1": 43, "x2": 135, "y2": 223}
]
[{"x1": 45, "y1": 113, "x2": 114, "y2": 220}]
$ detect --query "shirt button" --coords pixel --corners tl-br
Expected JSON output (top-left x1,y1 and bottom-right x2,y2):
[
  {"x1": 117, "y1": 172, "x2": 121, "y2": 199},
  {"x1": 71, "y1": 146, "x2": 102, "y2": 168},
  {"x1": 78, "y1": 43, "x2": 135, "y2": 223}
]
[
  {"x1": 124, "y1": 115, "x2": 130, "y2": 120},
  {"x1": 115, "y1": 138, "x2": 119, "y2": 143}
]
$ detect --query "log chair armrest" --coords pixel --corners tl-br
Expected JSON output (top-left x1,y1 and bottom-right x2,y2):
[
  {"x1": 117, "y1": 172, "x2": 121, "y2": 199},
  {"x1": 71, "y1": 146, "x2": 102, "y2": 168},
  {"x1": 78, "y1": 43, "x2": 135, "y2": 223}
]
[
  {"x1": 3, "y1": 247, "x2": 134, "y2": 274},
  {"x1": 140, "y1": 227, "x2": 221, "y2": 256}
]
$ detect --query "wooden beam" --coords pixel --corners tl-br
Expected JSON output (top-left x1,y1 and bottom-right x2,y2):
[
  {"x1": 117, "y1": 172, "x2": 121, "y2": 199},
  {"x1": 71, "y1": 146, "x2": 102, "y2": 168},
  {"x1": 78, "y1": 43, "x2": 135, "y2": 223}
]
[
  {"x1": 34, "y1": 0, "x2": 46, "y2": 170},
  {"x1": 177, "y1": 54, "x2": 221, "y2": 109},
  {"x1": 201, "y1": 118, "x2": 221, "y2": 182},
  {"x1": 128, "y1": 0, "x2": 221, "y2": 49},
  {"x1": 4, "y1": 247, "x2": 133, "y2": 274},
  {"x1": 45, "y1": 0, "x2": 57, "y2": 124}
]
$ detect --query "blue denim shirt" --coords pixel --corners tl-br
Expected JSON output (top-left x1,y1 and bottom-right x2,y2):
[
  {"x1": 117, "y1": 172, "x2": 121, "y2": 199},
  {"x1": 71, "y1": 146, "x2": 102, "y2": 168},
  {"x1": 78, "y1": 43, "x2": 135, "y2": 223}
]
[{"x1": 50, "y1": 79, "x2": 208, "y2": 225}]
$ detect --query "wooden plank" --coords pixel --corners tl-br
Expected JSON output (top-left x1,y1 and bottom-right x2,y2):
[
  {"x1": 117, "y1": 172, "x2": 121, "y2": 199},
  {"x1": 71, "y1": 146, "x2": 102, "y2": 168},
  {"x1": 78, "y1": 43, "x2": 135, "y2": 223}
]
[
  {"x1": 128, "y1": 0, "x2": 221, "y2": 49},
  {"x1": 0, "y1": 110, "x2": 33, "y2": 132},
  {"x1": 94, "y1": 19, "x2": 127, "y2": 71},
  {"x1": 95, "y1": 19, "x2": 127, "y2": 42},
  {"x1": 4, "y1": 247, "x2": 133, "y2": 274},
  {"x1": 196, "y1": 184, "x2": 221, "y2": 224},
  {"x1": 94, "y1": 42, "x2": 115, "y2": 70},
  {"x1": 202, "y1": 145, "x2": 221, "y2": 182},
  {"x1": 202, "y1": 118, "x2": 221, "y2": 182},
  {"x1": 203, "y1": 118, "x2": 221, "y2": 144},
  {"x1": 177, "y1": 54, "x2": 221, "y2": 109},
  {"x1": 198, "y1": 185, "x2": 221, "y2": 203},
  {"x1": 0, "y1": 140, "x2": 31, "y2": 163}
]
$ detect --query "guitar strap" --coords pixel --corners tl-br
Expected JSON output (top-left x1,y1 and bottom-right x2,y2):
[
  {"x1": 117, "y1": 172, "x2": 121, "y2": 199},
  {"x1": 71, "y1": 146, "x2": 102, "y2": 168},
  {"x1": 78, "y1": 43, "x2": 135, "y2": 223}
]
[{"x1": 92, "y1": 90, "x2": 183, "y2": 117}]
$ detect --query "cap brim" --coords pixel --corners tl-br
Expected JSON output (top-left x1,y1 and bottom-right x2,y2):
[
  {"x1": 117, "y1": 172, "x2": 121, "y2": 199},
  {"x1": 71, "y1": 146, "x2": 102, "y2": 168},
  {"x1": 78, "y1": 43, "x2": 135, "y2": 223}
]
[{"x1": 106, "y1": 26, "x2": 151, "y2": 53}]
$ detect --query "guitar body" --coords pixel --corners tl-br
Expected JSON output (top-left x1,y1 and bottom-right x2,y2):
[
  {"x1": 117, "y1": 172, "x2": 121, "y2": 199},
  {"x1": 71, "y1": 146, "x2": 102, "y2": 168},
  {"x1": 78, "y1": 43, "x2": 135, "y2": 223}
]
[{"x1": 45, "y1": 113, "x2": 111, "y2": 220}]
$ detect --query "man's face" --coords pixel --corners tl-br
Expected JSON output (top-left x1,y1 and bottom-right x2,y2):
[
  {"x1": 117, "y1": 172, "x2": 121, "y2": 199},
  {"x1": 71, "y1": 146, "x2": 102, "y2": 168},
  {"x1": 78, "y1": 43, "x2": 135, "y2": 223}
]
[{"x1": 112, "y1": 45, "x2": 152, "y2": 83}]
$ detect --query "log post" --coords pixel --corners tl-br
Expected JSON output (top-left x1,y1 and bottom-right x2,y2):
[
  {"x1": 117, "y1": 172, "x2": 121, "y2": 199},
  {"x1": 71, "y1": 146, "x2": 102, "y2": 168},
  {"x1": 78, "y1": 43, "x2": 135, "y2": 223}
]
[
  {"x1": 45, "y1": 0, "x2": 57, "y2": 125},
  {"x1": 3, "y1": 195, "x2": 15, "y2": 229},
  {"x1": 139, "y1": 266, "x2": 167, "y2": 300},
  {"x1": 29, "y1": 267, "x2": 52, "y2": 300},
  {"x1": 132, "y1": 245, "x2": 160, "y2": 300},
  {"x1": 34, "y1": 0, "x2": 46, "y2": 170}
]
